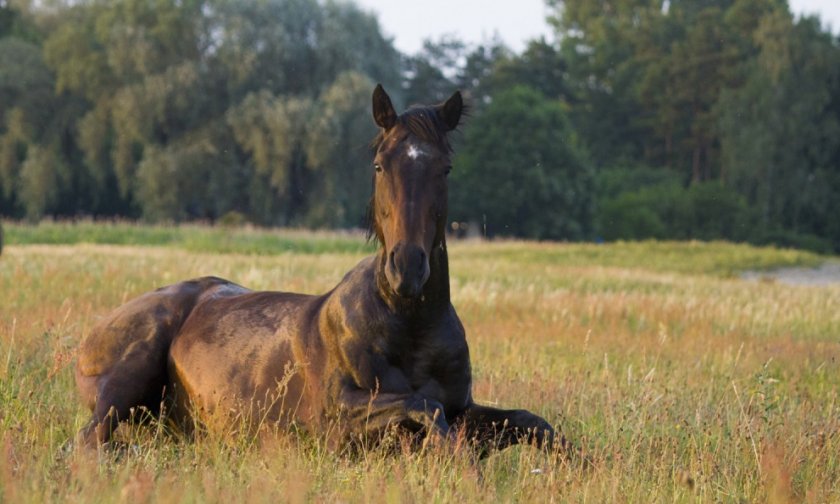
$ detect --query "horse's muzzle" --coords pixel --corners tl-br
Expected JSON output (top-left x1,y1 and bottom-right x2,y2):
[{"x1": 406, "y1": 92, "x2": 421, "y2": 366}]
[{"x1": 385, "y1": 241, "x2": 430, "y2": 298}]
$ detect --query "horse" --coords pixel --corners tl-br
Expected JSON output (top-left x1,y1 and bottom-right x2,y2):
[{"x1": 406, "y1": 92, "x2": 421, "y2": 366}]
[{"x1": 75, "y1": 85, "x2": 560, "y2": 454}]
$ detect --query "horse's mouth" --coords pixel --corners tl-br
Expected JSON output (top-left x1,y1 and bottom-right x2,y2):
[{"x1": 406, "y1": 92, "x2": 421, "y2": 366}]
[{"x1": 384, "y1": 241, "x2": 430, "y2": 299}]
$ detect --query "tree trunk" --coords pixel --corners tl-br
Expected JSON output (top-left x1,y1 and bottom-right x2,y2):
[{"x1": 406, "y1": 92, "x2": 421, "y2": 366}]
[{"x1": 692, "y1": 144, "x2": 701, "y2": 183}]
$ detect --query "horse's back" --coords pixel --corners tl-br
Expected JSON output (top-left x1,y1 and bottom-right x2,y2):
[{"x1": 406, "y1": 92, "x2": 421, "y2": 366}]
[
  {"x1": 168, "y1": 288, "x2": 323, "y2": 431},
  {"x1": 75, "y1": 276, "x2": 247, "y2": 410}
]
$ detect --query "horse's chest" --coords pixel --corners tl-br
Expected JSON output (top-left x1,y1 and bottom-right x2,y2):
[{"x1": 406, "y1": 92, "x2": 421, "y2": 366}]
[
  {"x1": 402, "y1": 347, "x2": 453, "y2": 384},
  {"x1": 395, "y1": 339, "x2": 471, "y2": 411}
]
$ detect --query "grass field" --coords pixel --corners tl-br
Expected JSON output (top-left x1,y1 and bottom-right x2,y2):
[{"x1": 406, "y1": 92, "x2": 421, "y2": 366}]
[{"x1": 1, "y1": 222, "x2": 839, "y2": 502}]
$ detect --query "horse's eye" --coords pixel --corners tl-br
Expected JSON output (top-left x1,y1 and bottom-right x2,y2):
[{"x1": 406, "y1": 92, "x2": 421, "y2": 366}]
[
  {"x1": 374, "y1": 163, "x2": 383, "y2": 173},
  {"x1": 444, "y1": 166, "x2": 452, "y2": 176}
]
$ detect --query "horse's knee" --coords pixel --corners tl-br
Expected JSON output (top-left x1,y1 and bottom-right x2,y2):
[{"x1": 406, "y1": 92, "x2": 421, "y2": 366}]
[
  {"x1": 85, "y1": 402, "x2": 120, "y2": 443},
  {"x1": 405, "y1": 396, "x2": 449, "y2": 434},
  {"x1": 75, "y1": 413, "x2": 114, "y2": 449},
  {"x1": 75, "y1": 420, "x2": 99, "y2": 449}
]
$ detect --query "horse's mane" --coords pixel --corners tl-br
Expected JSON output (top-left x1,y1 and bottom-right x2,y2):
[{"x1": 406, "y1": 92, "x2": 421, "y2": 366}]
[
  {"x1": 366, "y1": 106, "x2": 457, "y2": 243},
  {"x1": 370, "y1": 106, "x2": 454, "y2": 154}
]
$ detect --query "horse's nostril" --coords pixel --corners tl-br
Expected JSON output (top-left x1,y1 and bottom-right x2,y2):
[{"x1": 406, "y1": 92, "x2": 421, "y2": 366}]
[{"x1": 389, "y1": 250, "x2": 396, "y2": 269}]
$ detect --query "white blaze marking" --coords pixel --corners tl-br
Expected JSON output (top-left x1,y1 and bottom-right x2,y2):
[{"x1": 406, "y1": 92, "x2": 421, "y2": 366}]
[{"x1": 407, "y1": 143, "x2": 428, "y2": 160}]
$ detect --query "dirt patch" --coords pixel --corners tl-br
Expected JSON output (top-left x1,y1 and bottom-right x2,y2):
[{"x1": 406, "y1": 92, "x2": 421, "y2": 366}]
[{"x1": 741, "y1": 262, "x2": 840, "y2": 286}]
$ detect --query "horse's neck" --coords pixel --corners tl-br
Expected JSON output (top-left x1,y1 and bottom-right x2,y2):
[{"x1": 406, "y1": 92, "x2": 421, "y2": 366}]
[{"x1": 427, "y1": 239, "x2": 451, "y2": 301}]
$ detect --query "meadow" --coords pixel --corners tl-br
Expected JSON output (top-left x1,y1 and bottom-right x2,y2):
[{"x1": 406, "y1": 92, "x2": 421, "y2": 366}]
[{"x1": 1, "y1": 221, "x2": 839, "y2": 502}]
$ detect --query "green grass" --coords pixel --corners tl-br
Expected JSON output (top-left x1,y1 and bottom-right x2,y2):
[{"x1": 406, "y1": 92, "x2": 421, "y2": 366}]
[
  {"x1": 454, "y1": 239, "x2": 826, "y2": 276},
  {"x1": 2, "y1": 219, "x2": 825, "y2": 275},
  {"x1": 2, "y1": 220, "x2": 374, "y2": 255},
  {"x1": 1, "y1": 226, "x2": 839, "y2": 502}
]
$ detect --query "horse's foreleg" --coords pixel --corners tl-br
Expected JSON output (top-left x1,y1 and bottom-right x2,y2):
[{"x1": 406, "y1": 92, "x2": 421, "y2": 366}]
[
  {"x1": 335, "y1": 388, "x2": 450, "y2": 441},
  {"x1": 454, "y1": 403, "x2": 562, "y2": 453}
]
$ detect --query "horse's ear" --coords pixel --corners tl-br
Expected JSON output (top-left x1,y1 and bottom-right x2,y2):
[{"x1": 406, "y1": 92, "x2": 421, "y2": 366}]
[
  {"x1": 372, "y1": 84, "x2": 397, "y2": 130},
  {"x1": 439, "y1": 91, "x2": 463, "y2": 131}
]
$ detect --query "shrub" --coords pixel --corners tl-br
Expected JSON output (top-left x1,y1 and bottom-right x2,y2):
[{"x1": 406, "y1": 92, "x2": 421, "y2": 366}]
[
  {"x1": 450, "y1": 85, "x2": 594, "y2": 240},
  {"x1": 750, "y1": 229, "x2": 833, "y2": 255},
  {"x1": 596, "y1": 180, "x2": 756, "y2": 243}
]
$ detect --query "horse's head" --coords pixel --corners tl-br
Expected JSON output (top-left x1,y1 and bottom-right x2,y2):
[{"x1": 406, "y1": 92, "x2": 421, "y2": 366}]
[{"x1": 369, "y1": 84, "x2": 463, "y2": 299}]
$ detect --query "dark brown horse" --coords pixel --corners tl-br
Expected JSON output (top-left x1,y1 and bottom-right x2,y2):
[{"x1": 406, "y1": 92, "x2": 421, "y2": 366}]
[{"x1": 75, "y1": 85, "x2": 559, "y2": 454}]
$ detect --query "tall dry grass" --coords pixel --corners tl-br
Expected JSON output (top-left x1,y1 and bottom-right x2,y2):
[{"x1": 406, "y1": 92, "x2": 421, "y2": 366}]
[{"x1": 1, "y1": 237, "x2": 838, "y2": 502}]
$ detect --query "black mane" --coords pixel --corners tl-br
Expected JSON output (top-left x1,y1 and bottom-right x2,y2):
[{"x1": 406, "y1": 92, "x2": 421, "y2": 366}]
[{"x1": 371, "y1": 106, "x2": 455, "y2": 154}]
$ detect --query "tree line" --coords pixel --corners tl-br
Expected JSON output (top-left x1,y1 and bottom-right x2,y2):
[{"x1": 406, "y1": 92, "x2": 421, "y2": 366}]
[{"x1": 1, "y1": 0, "x2": 839, "y2": 252}]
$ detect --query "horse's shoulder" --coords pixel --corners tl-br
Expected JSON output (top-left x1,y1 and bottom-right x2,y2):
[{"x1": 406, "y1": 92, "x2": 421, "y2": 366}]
[
  {"x1": 317, "y1": 255, "x2": 384, "y2": 334},
  {"x1": 328, "y1": 256, "x2": 378, "y2": 304}
]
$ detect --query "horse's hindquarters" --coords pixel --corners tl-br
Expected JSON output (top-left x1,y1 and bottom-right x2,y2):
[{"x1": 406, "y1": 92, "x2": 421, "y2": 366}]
[
  {"x1": 74, "y1": 276, "x2": 245, "y2": 446},
  {"x1": 167, "y1": 291, "x2": 316, "y2": 436}
]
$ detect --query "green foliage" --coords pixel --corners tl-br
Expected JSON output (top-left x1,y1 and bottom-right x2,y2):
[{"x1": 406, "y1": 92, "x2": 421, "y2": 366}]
[
  {"x1": 0, "y1": 37, "x2": 56, "y2": 212},
  {"x1": 218, "y1": 210, "x2": 248, "y2": 228},
  {"x1": 402, "y1": 36, "x2": 468, "y2": 106},
  {"x1": 304, "y1": 71, "x2": 377, "y2": 228},
  {"x1": 598, "y1": 181, "x2": 755, "y2": 243},
  {"x1": 226, "y1": 91, "x2": 312, "y2": 220},
  {"x1": 135, "y1": 128, "x2": 241, "y2": 223},
  {"x1": 0, "y1": 0, "x2": 402, "y2": 226},
  {"x1": 488, "y1": 38, "x2": 572, "y2": 102},
  {"x1": 546, "y1": 0, "x2": 840, "y2": 251},
  {"x1": 17, "y1": 145, "x2": 70, "y2": 221},
  {"x1": 595, "y1": 166, "x2": 684, "y2": 201},
  {"x1": 451, "y1": 85, "x2": 594, "y2": 240},
  {"x1": 718, "y1": 14, "x2": 840, "y2": 250},
  {"x1": 0, "y1": 0, "x2": 839, "y2": 253},
  {"x1": 750, "y1": 229, "x2": 835, "y2": 255}
]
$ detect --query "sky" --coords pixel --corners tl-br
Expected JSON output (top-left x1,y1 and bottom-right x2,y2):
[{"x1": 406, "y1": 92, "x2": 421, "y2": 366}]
[
  {"x1": 353, "y1": 0, "x2": 553, "y2": 54},
  {"x1": 354, "y1": 0, "x2": 840, "y2": 55},
  {"x1": 791, "y1": 0, "x2": 840, "y2": 32}
]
